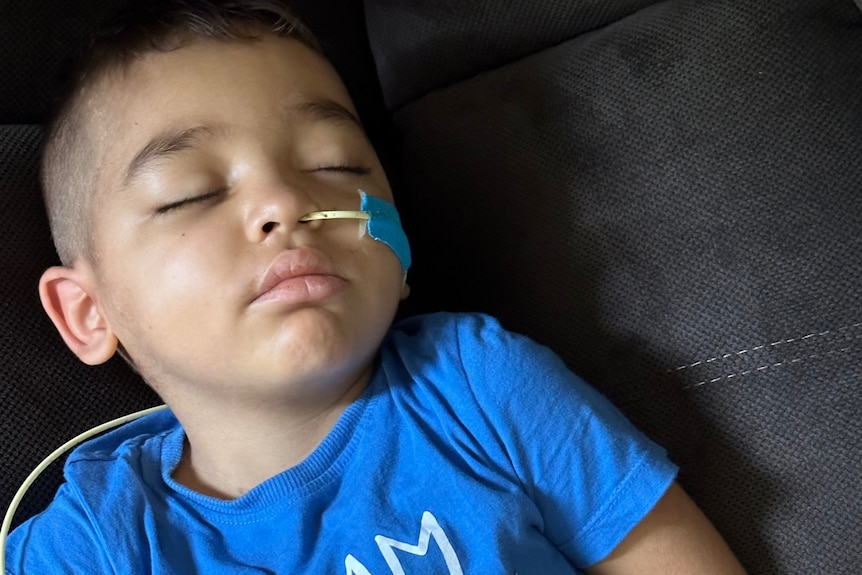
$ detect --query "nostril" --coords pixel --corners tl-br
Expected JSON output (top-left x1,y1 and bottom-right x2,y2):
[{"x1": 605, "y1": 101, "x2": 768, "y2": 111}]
[{"x1": 261, "y1": 221, "x2": 277, "y2": 234}]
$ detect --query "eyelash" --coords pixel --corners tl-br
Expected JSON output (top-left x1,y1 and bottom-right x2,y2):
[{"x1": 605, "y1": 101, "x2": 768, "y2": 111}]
[
  {"x1": 154, "y1": 165, "x2": 370, "y2": 215},
  {"x1": 155, "y1": 188, "x2": 226, "y2": 215},
  {"x1": 315, "y1": 164, "x2": 372, "y2": 176}
]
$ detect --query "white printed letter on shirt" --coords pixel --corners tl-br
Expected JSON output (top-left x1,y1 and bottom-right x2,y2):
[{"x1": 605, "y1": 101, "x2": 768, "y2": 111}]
[{"x1": 344, "y1": 511, "x2": 463, "y2": 575}]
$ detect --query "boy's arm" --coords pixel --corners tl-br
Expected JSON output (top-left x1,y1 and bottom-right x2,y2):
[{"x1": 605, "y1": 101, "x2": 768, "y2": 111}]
[
  {"x1": 4, "y1": 483, "x2": 116, "y2": 575},
  {"x1": 585, "y1": 482, "x2": 747, "y2": 575}
]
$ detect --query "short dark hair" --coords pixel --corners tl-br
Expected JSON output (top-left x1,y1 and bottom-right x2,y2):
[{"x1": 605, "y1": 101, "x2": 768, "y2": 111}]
[{"x1": 42, "y1": 0, "x2": 321, "y2": 266}]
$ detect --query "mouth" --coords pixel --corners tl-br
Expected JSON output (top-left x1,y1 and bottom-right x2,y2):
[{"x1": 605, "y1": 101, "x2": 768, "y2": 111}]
[{"x1": 252, "y1": 247, "x2": 347, "y2": 306}]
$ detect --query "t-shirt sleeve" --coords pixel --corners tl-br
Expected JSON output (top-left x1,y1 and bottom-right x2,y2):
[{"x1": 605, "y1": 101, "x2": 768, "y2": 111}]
[
  {"x1": 451, "y1": 313, "x2": 678, "y2": 568},
  {"x1": 4, "y1": 482, "x2": 116, "y2": 575}
]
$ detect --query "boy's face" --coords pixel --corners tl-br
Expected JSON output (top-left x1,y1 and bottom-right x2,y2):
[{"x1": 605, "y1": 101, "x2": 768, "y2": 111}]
[{"x1": 82, "y1": 35, "x2": 405, "y2": 403}]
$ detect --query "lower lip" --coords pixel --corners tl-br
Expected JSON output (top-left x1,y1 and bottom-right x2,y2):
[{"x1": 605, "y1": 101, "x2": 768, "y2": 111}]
[{"x1": 253, "y1": 275, "x2": 347, "y2": 306}]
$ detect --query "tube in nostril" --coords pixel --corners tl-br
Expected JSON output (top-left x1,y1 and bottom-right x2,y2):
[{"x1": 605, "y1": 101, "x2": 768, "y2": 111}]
[{"x1": 297, "y1": 189, "x2": 412, "y2": 272}]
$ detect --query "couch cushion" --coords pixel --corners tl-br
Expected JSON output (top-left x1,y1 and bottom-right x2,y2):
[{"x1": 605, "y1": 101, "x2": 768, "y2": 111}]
[
  {"x1": 364, "y1": 0, "x2": 665, "y2": 110},
  {"x1": 365, "y1": 0, "x2": 862, "y2": 572}
]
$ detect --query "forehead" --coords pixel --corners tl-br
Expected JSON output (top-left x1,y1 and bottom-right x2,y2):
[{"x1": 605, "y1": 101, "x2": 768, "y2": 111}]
[{"x1": 90, "y1": 35, "x2": 356, "y2": 190}]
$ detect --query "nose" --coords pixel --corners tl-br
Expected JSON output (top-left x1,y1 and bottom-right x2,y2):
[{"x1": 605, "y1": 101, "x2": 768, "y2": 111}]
[{"x1": 244, "y1": 180, "x2": 321, "y2": 244}]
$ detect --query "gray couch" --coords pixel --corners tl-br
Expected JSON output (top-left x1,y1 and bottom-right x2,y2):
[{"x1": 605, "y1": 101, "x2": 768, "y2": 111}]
[{"x1": 2, "y1": 0, "x2": 860, "y2": 572}]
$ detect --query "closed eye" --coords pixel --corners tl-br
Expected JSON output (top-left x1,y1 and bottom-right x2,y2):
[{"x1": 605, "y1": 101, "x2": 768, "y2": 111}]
[
  {"x1": 155, "y1": 188, "x2": 226, "y2": 215},
  {"x1": 315, "y1": 164, "x2": 372, "y2": 176}
]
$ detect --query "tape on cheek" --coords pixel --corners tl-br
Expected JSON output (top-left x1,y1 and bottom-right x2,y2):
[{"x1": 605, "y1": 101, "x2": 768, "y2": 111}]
[
  {"x1": 359, "y1": 190, "x2": 412, "y2": 272},
  {"x1": 297, "y1": 190, "x2": 412, "y2": 272}
]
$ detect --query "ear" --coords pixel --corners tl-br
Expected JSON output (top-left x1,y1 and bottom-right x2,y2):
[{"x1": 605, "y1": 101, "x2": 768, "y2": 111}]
[
  {"x1": 400, "y1": 273, "x2": 411, "y2": 301},
  {"x1": 38, "y1": 265, "x2": 118, "y2": 365}
]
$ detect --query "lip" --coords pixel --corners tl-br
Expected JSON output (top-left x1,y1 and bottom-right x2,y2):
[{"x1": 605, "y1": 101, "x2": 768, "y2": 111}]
[{"x1": 252, "y1": 247, "x2": 347, "y2": 306}]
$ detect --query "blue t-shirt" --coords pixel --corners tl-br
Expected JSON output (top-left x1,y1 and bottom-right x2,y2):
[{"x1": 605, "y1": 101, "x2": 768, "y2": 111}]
[{"x1": 5, "y1": 312, "x2": 677, "y2": 574}]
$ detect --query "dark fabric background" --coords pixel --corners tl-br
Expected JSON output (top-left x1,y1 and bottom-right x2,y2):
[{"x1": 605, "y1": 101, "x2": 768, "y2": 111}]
[
  {"x1": 365, "y1": 0, "x2": 666, "y2": 110},
  {"x1": 365, "y1": 0, "x2": 862, "y2": 573}
]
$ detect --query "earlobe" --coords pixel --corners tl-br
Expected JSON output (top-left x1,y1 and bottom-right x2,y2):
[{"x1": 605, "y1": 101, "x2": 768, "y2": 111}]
[{"x1": 39, "y1": 265, "x2": 118, "y2": 365}]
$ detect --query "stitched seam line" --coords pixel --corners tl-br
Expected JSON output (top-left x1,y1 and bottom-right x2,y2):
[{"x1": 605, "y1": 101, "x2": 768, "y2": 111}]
[
  {"x1": 683, "y1": 346, "x2": 855, "y2": 390},
  {"x1": 669, "y1": 322, "x2": 862, "y2": 374}
]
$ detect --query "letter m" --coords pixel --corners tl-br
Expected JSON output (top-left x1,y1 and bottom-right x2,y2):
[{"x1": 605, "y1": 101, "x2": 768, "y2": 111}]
[{"x1": 374, "y1": 511, "x2": 464, "y2": 575}]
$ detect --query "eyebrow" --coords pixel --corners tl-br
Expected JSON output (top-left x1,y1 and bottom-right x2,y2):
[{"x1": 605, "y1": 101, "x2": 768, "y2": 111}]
[
  {"x1": 124, "y1": 125, "x2": 218, "y2": 186},
  {"x1": 284, "y1": 99, "x2": 364, "y2": 131},
  {"x1": 122, "y1": 99, "x2": 364, "y2": 187}
]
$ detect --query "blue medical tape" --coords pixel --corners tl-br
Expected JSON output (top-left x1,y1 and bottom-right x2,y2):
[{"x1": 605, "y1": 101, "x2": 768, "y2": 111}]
[{"x1": 360, "y1": 190, "x2": 412, "y2": 272}]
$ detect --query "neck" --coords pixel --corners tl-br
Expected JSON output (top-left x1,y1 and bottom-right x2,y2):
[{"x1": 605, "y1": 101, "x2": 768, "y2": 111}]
[{"x1": 167, "y1": 367, "x2": 372, "y2": 500}]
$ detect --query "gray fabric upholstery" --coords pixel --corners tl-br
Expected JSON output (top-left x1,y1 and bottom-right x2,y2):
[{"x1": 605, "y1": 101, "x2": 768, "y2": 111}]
[
  {"x1": 365, "y1": 0, "x2": 665, "y2": 110},
  {"x1": 365, "y1": 0, "x2": 862, "y2": 573}
]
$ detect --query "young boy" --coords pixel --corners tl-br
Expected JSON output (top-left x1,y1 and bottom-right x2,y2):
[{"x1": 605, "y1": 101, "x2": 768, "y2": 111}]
[{"x1": 5, "y1": 1, "x2": 746, "y2": 573}]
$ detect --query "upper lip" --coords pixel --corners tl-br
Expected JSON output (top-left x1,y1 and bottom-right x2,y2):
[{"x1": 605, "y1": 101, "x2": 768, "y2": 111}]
[{"x1": 253, "y1": 247, "x2": 341, "y2": 302}]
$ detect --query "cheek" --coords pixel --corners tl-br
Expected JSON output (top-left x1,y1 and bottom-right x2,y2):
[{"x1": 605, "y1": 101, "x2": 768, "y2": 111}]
[
  {"x1": 101, "y1": 238, "x2": 240, "y2": 376},
  {"x1": 357, "y1": 240, "x2": 407, "y2": 309},
  {"x1": 158, "y1": 233, "x2": 243, "y2": 312},
  {"x1": 110, "y1": 228, "x2": 239, "y2": 322}
]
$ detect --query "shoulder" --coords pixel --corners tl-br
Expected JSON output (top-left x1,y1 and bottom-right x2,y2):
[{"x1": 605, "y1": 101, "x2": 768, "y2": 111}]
[
  {"x1": 378, "y1": 313, "x2": 677, "y2": 567},
  {"x1": 379, "y1": 311, "x2": 610, "y2": 445},
  {"x1": 385, "y1": 311, "x2": 542, "y2": 366},
  {"x1": 5, "y1": 482, "x2": 115, "y2": 573},
  {"x1": 60, "y1": 407, "x2": 180, "y2": 505},
  {"x1": 65, "y1": 406, "x2": 179, "y2": 466},
  {"x1": 384, "y1": 311, "x2": 580, "y2": 400},
  {"x1": 5, "y1": 409, "x2": 179, "y2": 573},
  {"x1": 386, "y1": 310, "x2": 501, "y2": 340}
]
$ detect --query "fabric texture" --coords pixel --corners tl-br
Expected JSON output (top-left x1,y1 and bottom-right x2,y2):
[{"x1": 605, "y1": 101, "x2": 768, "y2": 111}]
[
  {"x1": 364, "y1": 0, "x2": 862, "y2": 573},
  {"x1": 5, "y1": 313, "x2": 677, "y2": 574},
  {"x1": 364, "y1": 0, "x2": 666, "y2": 110}
]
